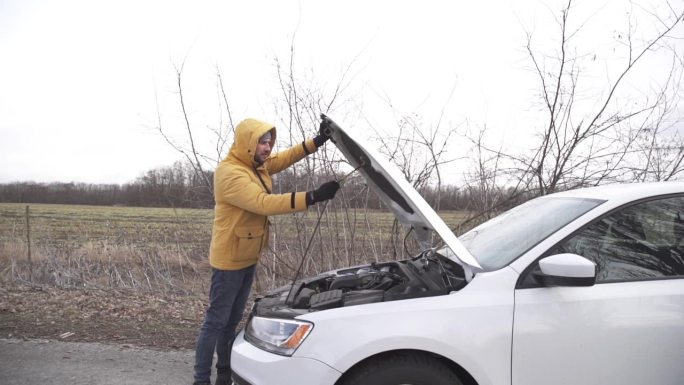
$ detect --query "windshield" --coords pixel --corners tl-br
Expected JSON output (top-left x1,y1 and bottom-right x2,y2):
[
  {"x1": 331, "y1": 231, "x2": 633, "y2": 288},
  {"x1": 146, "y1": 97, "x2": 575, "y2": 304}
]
[{"x1": 458, "y1": 197, "x2": 604, "y2": 270}]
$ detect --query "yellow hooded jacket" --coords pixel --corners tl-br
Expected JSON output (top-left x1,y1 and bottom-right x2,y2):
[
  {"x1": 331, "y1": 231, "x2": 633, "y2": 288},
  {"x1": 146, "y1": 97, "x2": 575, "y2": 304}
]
[{"x1": 210, "y1": 118, "x2": 318, "y2": 270}]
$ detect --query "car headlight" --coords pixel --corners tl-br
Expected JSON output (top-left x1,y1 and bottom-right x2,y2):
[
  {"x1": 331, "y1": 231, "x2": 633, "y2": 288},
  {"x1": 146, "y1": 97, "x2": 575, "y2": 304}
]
[{"x1": 244, "y1": 316, "x2": 313, "y2": 356}]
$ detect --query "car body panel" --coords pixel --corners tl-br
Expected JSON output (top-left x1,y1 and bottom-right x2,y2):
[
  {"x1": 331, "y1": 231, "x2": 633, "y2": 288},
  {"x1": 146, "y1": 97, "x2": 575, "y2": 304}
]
[
  {"x1": 233, "y1": 267, "x2": 518, "y2": 385},
  {"x1": 231, "y1": 332, "x2": 342, "y2": 385},
  {"x1": 513, "y1": 278, "x2": 684, "y2": 385}
]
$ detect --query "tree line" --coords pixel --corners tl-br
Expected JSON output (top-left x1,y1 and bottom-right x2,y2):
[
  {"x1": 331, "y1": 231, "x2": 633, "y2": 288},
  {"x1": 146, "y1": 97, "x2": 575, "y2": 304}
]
[
  {"x1": 0, "y1": 162, "x2": 212, "y2": 208},
  {"x1": 0, "y1": 160, "x2": 527, "y2": 212}
]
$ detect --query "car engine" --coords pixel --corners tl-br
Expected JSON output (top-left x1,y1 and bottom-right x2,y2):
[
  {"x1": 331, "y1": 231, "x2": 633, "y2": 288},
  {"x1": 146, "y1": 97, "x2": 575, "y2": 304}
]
[{"x1": 252, "y1": 250, "x2": 468, "y2": 319}]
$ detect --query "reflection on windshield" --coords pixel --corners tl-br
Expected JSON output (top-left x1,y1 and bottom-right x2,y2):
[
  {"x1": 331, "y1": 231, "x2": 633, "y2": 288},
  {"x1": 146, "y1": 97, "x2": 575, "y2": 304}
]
[{"x1": 459, "y1": 197, "x2": 604, "y2": 270}]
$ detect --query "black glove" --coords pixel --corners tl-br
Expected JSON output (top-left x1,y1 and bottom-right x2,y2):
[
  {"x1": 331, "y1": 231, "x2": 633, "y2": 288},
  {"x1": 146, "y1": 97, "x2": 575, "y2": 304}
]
[
  {"x1": 306, "y1": 181, "x2": 340, "y2": 206},
  {"x1": 313, "y1": 120, "x2": 333, "y2": 147}
]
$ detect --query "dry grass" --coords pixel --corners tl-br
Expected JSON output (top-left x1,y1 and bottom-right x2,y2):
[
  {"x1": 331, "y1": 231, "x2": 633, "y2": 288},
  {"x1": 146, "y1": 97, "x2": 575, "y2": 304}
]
[
  {"x1": 0, "y1": 203, "x2": 470, "y2": 296},
  {"x1": 0, "y1": 203, "x2": 212, "y2": 294}
]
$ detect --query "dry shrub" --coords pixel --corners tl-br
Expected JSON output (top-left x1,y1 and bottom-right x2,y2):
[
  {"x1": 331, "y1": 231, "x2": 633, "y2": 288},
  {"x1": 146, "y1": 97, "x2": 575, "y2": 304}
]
[
  {"x1": 0, "y1": 203, "x2": 469, "y2": 297},
  {"x1": 0, "y1": 239, "x2": 209, "y2": 295}
]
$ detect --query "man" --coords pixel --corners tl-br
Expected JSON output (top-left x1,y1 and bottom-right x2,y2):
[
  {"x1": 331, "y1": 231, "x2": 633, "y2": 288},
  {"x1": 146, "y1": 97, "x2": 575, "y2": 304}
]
[{"x1": 192, "y1": 118, "x2": 339, "y2": 385}]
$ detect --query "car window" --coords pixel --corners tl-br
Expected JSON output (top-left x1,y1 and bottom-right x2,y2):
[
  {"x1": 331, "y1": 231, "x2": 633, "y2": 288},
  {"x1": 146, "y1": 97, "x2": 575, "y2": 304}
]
[
  {"x1": 459, "y1": 197, "x2": 603, "y2": 270},
  {"x1": 551, "y1": 196, "x2": 684, "y2": 282}
]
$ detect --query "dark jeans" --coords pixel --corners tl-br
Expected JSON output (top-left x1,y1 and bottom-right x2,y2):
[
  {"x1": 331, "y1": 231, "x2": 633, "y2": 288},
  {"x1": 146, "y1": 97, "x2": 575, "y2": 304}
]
[{"x1": 193, "y1": 265, "x2": 256, "y2": 383}]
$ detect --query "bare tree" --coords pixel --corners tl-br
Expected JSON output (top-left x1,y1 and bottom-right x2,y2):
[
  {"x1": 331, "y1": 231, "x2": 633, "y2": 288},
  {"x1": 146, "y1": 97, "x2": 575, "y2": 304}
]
[
  {"x1": 451, "y1": 0, "x2": 683, "y2": 234},
  {"x1": 630, "y1": 124, "x2": 684, "y2": 181},
  {"x1": 155, "y1": 59, "x2": 238, "y2": 205},
  {"x1": 257, "y1": 36, "x2": 374, "y2": 288},
  {"x1": 517, "y1": 0, "x2": 683, "y2": 195}
]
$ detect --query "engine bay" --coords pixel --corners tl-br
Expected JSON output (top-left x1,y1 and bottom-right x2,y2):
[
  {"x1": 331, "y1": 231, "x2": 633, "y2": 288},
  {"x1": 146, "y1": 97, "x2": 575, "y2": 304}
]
[{"x1": 252, "y1": 250, "x2": 468, "y2": 319}]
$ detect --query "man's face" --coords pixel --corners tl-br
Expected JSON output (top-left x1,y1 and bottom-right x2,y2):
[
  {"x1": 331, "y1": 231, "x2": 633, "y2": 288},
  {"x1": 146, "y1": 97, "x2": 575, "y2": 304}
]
[{"x1": 254, "y1": 136, "x2": 272, "y2": 164}]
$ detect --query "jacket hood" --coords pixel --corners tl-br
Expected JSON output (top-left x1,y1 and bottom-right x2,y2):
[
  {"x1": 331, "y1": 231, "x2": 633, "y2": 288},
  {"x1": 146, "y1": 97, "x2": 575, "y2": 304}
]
[{"x1": 228, "y1": 118, "x2": 277, "y2": 166}]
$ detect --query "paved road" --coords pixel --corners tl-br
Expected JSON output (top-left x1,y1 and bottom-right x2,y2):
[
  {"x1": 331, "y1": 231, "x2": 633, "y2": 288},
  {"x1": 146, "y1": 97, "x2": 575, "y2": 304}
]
[{"x1": 0, "y1": 338, "x2": 197, "y2": 385}]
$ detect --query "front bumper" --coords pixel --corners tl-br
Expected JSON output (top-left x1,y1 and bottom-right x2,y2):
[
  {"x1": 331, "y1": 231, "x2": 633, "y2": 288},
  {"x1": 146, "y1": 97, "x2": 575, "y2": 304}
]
[{"x1": 231, "y1": 330, "x2": 342, "y2": 385}]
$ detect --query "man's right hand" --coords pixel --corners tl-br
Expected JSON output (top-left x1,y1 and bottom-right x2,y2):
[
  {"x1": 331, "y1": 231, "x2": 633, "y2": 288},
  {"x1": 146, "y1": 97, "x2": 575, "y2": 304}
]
[{"x1": 307, "y1": 181, "x2": 340, "y2": 205}]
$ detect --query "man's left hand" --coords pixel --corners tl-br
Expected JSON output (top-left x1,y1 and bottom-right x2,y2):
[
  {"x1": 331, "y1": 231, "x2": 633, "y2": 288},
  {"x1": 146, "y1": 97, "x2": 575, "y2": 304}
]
[{"x1": 314, "y1": 120, "x2": 332, "y2": 147}]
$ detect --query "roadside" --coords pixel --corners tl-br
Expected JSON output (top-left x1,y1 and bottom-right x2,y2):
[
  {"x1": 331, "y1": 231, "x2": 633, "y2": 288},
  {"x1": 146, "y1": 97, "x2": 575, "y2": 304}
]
[
  {"x1": 0, "y1": 285, "x2": 209, "y2": 349},
  {"x1": 0, "y1": 285, "x2": 222, "y2": 384},
  {"x1": 0, "y1": 338, "x2": 195, "y2": 385}
]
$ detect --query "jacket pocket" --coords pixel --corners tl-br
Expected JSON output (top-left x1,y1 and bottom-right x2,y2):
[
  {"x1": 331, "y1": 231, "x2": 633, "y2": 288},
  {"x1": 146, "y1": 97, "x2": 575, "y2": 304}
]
[{"x1": 234, "y1": 226, "x2": 265, "y2": 261}]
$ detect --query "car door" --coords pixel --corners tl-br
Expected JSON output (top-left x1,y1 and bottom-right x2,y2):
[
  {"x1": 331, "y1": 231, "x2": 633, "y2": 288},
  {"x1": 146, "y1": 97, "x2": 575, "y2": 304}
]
[{"x1": 512, "y1": 195, "x2": 684, "y2": 385}]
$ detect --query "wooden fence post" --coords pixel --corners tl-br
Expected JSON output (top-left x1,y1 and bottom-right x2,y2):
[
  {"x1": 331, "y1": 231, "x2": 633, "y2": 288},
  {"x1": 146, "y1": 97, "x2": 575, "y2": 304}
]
[{"x1": 26, "y1": 205, "x2": 32, "y2": 279}]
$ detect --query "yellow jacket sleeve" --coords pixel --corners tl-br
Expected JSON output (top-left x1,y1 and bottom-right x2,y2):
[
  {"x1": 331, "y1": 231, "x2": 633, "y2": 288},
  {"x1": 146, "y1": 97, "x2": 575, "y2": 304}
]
[
  {"x1": 219, "y1": 169, "x2": 308, "y2": 214},
  {"x1": 268, "y1": 139, "x2": 317, "y2": 175}
]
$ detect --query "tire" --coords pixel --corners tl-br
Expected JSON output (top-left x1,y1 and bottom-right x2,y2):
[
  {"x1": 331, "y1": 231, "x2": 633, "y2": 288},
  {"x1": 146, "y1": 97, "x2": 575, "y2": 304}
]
[{"x1": 339, "y1": 352, "x2": 463, "y2": 385}]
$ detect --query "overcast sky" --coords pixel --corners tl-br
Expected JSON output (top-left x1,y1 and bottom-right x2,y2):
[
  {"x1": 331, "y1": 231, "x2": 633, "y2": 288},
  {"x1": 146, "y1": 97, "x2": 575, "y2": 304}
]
[{"x1": 0, "y1": 0, "x2": 680, "y2": 184}]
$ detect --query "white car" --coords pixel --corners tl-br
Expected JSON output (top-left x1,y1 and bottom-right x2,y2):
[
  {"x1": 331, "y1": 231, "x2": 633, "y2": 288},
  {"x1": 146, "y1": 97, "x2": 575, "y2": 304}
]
[{"x1": 231, "y1": 116, "x2": 684, "y2": 385}]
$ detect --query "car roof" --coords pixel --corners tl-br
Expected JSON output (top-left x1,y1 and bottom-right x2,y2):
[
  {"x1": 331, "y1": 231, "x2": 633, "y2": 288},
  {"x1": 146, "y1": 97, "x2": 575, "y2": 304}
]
[{"x1": 549, "y1": 181, "x2": 684, "y2": 203}]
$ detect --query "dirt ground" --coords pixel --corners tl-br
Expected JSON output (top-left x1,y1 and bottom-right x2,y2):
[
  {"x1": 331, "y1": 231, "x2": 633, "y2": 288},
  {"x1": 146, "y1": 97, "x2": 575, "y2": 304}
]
[{"x1": 0, "y1": 285, "x2": 213, "y2": 350}]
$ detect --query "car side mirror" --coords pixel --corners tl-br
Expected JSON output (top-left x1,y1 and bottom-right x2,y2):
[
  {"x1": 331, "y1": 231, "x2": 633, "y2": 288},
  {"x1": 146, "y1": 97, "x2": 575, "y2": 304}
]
[{"x1": 534, "y1": 253, "x2": 596, "y2": 287}]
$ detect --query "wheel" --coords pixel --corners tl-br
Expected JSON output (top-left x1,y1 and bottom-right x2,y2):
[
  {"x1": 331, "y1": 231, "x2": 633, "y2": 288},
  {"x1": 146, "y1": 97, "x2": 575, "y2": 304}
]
[{"x1": 339, "y1": 352, "x2": 463, "y2": 385}]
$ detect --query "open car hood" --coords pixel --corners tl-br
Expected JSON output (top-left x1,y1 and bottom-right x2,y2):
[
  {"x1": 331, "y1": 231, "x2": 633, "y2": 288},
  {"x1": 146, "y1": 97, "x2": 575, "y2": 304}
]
[{"x1": 323, "y1": 115, "x2": 482, "y2": 279}]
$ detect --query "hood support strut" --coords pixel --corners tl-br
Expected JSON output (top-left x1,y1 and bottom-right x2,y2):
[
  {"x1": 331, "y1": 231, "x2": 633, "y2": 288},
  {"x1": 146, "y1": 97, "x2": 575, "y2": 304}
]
[{"x1": 285, "y1": 161, "x2": 365, "y2": 304}]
